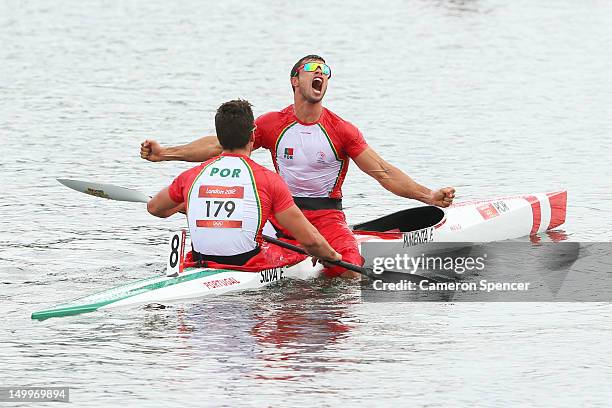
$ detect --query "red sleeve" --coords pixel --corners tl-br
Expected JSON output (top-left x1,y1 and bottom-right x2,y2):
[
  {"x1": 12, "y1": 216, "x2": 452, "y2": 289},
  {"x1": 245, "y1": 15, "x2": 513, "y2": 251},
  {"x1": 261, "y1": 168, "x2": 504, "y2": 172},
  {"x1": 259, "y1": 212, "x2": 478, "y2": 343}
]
[
  {"x1": 167, "y1": 164, "x2": 203, "y2": 203},
  {"x1": 167, "y1": 174, "x2": 187, "y2": 204},
  {"x1": 253, "y1": 110, "x2": 288, "y2": 151},
  {"x1": 253, "y1": 116, "x2": 264, "y2": 150},
  {"x1": 267, "y1": 172, "x2": 295, "y2": 214},
  {"x1": 253, "y1": 114, "x2": 269, "y2": 151},
  {"x1": 342, "y1": 121, "x2": 369, "y2": 158}
]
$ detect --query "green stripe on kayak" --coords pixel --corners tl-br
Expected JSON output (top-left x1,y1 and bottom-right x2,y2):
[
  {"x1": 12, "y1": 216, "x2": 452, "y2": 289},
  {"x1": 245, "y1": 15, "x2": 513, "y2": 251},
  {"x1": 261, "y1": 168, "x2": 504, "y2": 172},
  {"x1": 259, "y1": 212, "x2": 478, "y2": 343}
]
[{"x1": 31, "y1": 268, "x2": 230, "y2": 321}]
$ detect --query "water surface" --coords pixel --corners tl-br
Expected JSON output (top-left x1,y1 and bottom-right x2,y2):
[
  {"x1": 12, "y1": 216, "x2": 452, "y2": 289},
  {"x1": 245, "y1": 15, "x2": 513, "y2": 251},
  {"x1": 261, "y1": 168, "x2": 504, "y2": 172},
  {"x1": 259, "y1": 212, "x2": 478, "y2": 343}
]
[{"x1": 1, "y1": 1, "x2": 611, "y2": 406}]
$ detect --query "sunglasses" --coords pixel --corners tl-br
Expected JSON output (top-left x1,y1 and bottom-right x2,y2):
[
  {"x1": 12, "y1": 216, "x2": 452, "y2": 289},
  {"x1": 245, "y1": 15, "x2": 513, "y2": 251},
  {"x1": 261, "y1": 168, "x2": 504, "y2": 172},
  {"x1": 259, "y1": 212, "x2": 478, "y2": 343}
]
[{"x1": 293, "y1": 62, "x2": 332, "y2": 78}]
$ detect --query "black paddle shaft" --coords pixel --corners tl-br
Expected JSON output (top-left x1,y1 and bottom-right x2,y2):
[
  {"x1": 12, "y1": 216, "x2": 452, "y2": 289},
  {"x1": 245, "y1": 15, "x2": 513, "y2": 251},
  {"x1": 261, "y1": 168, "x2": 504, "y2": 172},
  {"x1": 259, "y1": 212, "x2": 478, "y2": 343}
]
[
  {"x1": 262, "y1": 235, "x2": 365, "y2": 274},
  {"x1": 262, "y1": 235, "x2": 439, "y2": 283}
]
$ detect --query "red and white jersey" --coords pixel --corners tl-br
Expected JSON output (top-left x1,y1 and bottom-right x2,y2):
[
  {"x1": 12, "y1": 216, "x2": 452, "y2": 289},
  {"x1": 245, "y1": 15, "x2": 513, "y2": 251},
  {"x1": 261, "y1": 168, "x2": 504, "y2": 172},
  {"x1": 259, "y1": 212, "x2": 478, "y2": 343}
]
[
  {"x1": 168, "y1": 153, "x2": 294, "y2": 256},
  {"x1": 254, "y1": 105, "x2": 369, "y2": 199}
]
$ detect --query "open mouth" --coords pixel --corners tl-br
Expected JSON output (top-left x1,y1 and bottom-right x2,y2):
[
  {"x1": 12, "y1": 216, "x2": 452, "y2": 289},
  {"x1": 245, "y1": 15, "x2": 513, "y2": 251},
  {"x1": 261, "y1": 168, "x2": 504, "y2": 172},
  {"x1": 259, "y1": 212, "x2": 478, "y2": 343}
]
[{"x1": 312, "y1": 77, "x2": 323, "y2": 93}]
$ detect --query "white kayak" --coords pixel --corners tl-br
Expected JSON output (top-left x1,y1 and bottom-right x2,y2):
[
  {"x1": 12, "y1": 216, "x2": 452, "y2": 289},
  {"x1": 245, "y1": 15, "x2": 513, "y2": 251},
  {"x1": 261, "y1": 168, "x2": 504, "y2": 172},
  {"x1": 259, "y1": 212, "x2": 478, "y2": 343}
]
[
  {"x1": 31, "y1": 259, "x2": 323, "y2": 321},
  {"x1": 353, "y1": 191, "x2": 567, "y2": 244},
  {"x1": 31, "y1": 190, "x2": 566, "y2": 320}
]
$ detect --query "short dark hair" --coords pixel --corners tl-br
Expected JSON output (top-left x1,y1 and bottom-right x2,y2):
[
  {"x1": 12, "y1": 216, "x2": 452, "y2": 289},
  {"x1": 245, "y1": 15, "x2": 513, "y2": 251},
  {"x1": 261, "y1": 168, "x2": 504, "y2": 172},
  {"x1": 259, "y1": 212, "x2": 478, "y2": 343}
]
[
  {"x1": 214, "y1": 99, "x2": 254, "y2": 150},
  {"x1": 290, "y1": 54, "x2": 326, "y2": 90}
]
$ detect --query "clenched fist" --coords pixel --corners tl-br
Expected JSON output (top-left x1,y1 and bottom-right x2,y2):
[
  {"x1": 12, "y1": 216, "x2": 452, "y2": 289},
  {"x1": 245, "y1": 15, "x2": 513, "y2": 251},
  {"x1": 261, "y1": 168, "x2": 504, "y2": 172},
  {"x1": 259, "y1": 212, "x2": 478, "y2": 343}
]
[
  {"x1": 428, "y1": 187, "x2": 455, "y2": 208},
  {"x1": 140, "y1": 140, "x2": 165, "y2": 162}
]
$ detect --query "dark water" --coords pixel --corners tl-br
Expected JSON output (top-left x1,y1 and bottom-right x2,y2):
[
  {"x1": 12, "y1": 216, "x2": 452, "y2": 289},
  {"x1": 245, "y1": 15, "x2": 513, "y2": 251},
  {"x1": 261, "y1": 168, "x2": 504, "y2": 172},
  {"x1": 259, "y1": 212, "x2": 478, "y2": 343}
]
[{"x1": 2, "y1": 1, "x2": 612, "y2": 406}]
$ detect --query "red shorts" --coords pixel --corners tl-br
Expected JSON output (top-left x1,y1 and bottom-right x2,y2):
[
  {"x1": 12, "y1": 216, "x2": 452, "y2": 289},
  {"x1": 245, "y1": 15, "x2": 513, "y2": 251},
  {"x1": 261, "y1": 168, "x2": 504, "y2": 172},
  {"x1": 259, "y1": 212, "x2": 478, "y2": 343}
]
[
  {"x1": 184, "y1": 242, "x2": 307, "y2": 272},
  {"x1": 273, "y1": 209, "x2": 363, "y2": 278}
]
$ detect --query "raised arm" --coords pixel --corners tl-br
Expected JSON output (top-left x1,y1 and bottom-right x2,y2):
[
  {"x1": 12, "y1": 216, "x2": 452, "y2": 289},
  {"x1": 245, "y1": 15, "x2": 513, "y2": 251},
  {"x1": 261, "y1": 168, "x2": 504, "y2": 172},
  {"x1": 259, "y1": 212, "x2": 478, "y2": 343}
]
[
  {"x1": 353, "y1": 147, "x2": 455, "y2": 207},
  {"x1": 273, "y1": 205, "x2": 341, "y2": 262},
  {"x1": 140, "y1": 136, "x2": 222, "y2": 162}
]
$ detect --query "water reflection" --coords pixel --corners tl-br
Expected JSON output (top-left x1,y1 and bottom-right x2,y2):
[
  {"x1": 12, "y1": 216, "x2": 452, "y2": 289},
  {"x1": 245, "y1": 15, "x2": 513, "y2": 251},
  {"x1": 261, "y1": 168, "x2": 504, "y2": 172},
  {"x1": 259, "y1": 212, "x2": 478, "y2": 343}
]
[
  {"x1": 361, "y1": 236, "x2": 586, "y2": 302},
  {"x1": 530, "y1": 229, "x2": 569, "y2": 244},
  {"x1": 135, "y1": 280, "x2": 360, "y2": 381}
]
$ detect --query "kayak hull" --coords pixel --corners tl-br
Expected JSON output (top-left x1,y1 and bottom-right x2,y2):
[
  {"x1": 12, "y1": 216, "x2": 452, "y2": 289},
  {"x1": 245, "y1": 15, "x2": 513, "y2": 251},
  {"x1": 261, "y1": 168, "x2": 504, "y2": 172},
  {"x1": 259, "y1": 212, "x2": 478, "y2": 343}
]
[
  {"x1": 31, "y1": 260, "x2": 323, "y2": 321},
  {"x1": 353, "y1": 191, "x2": 567, "y2": 244},
  {"x1": 32, "y1": 191, "x2": 567, "y2": 320}
]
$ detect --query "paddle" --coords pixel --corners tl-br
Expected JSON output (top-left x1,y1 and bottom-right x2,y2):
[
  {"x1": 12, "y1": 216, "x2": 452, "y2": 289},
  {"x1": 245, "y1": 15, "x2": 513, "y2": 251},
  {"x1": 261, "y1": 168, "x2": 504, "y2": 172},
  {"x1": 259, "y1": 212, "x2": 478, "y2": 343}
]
[
  {"x1": 262, "y1": 235, "x2": 437, "y2": 284},
  {"x1": 57, "y1": 179, "x2": 150, "y2": 203},
  {"x1": 57, "y1": 178, "x2": 438, "y2": 283}
]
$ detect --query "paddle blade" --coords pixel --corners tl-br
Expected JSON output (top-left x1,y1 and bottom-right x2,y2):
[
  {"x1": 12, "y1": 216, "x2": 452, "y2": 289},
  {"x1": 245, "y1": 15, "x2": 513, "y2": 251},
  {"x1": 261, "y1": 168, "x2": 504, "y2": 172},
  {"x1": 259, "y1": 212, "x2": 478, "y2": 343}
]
[{"x1": 57, "y1": 179, "x2": 150, "y2": 203}]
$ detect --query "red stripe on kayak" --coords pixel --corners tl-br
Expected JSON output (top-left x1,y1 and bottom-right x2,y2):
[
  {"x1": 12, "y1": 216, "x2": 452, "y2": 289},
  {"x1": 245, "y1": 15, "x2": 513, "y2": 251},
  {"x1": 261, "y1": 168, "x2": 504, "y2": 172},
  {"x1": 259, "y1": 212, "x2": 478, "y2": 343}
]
[
  {"x1": 547, "y1": 191, "x2": 567, "y2": 230},
  {"x1": 434, "y1": 217, "x2": 447, "y2": 229},
  {"x1": 525, "y1": 195, "x2": 541, "y2": 235},
  {"x1": 352, "y1": 230, "x2": 403, "y2": 239},
  {"x1": 179, "y1": 229, "x2": 186, "y2": 273}
]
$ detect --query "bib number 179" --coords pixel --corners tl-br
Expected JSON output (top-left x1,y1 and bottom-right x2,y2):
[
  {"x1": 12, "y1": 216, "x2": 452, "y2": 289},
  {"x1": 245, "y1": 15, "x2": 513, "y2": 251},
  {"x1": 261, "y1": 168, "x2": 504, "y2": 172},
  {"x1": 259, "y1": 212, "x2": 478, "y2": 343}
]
[{"x1": 166, "y1": 230, "x2": 186, "y2": 277}]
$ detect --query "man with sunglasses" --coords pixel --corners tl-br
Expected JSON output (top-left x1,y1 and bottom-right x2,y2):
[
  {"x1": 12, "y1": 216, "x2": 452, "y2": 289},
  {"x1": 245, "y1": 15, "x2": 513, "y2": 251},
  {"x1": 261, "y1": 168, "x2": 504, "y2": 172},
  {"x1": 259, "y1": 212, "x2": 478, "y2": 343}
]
[
  {"x1": 141, "y1": 55, "x2": 455, "y2": 278},
  {"x1": 147, "y1": 99, "x2": 342, "y2": 270}
]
